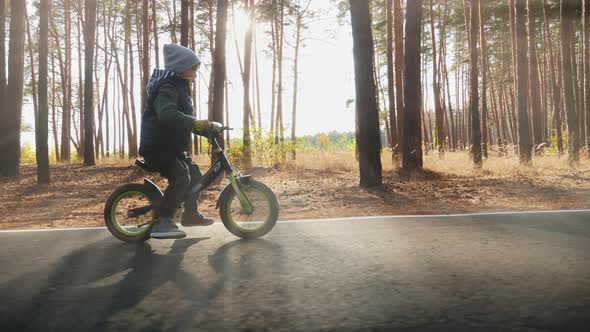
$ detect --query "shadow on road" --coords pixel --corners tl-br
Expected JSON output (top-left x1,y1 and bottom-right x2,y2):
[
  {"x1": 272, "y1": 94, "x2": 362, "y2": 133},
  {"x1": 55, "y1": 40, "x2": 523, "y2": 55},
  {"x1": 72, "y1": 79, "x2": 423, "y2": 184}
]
[{"x1": 0, "y1": 236, "x2": 284, "y2": 332}]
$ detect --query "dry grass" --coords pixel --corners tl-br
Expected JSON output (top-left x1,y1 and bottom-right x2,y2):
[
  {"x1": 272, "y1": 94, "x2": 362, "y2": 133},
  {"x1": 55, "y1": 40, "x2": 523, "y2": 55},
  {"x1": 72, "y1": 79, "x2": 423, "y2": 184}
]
[
  {"x1": 45, "y1": 147, "x2": 590, "y2": 180},
  {"x1": 4, "y1": 148, "x2": 588, "y2": 230},
  {"x1": 283, "y1": 149, "x2": 590, "y2": 180}
]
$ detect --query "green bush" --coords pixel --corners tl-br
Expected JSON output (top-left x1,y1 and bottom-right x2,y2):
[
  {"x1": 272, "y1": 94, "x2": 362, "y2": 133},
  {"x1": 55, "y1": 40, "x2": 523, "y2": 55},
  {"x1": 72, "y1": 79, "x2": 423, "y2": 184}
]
[{"x1": 21, "y1": 143, "x2": 36, "y2": 165}]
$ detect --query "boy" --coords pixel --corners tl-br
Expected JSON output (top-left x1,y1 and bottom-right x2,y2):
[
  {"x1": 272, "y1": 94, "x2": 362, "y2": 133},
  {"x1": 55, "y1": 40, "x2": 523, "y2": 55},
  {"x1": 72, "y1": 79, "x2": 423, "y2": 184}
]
[{"x1": 139, "y1": 43, "x2": 222, "y2": 239}]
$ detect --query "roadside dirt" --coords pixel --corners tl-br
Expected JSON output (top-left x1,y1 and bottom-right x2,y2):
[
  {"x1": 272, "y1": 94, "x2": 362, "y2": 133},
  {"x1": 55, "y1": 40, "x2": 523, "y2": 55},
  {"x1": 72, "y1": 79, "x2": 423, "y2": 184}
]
[{"x1": 1, "y1": 161, "x2": 590, "y2": 230}]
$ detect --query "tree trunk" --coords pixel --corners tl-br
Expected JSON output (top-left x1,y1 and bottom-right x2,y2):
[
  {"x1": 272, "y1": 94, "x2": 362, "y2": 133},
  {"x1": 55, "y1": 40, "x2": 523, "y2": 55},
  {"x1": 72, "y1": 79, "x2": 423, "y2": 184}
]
[
  {"x1": 83, "y1": 0, "x2": 97, "y2": 166},
  {"x1": 479, "y1": 0, "x2": 488, "y2": 158},
  {"x1": 469, "y1": 0, "x2": 482, "y2": 166},
  {"x1": 211, "y1": 0, "x2": 228, "y2": 148},
  {"x1": 515, "y1": 0, "x2": 533, "y2": 163},
  {"x1": 37, "y1": 0, "x2": 50, "y2": 183},
  {"x1": 393, "y1": 0, "x2": 404, "y2": 152},
  {"x1": 349, "y1": 0, "x2": 383, "y2": 187},
  {"x1": 386, "y1": 0, "x2": 398, "y2": 158},
  {"x1": 190, "y1": 0, "x2": 197, "y2": 155},
  {"x1": 0, "y1": 0, "x2": 26, "y2": 176},
  {"x1": 152, "y1": 0, "x2": 160, "y2": 67},
  {"x1": 225, "y1": 81, "x2": 230, "y2": 148},
  {"x1": 142, "y1": 0, "x2": 150, "y2": 112},
  {"x1": 584, "y1": 0, "x2": 590, "y2": 154},
  {"x1": 561, "y1": 0, "x2": 580, "y2": 164},
  {"x1": 231, "y1": 3, "x2": 244, "y2": 77},
  {"x1": 207, "y1": 0, "x2": 215, "y2": 122},
  {"x1": 25, "y1": 12, "x2": 38, "y2": 123},
  {"x1": 171, "y1": 0, "x2": 178, "y2": 43},
  {"x1": 543, "y1": 0, "x2": 564, "y2": 154},
  {"x1": 242, "y1": 0, "x2": 254, "y2": 168},
  {"x1": 528, "y1": 0, "x2": 543, "y2": 152},
  {"x1": 276, "y1": 0, "x2": 285, "y2": 159},
  {"x1": 180, "y1": 0, "x2": 189, "y2": 46},
  {"x1": 429, "y1": 0, "x2": 445, "y2": 154},
  {"x1": 61, "y1": 0, "x2": 72, "y2": 162},
  {"x1": 128, "y1": 13, "x2": 138, "y2": 159},
  {"x1": 0, "y1": 0, "x2": 5, "y2": 102},
  {"x1": 270, "y1": 17, "x2": 277, "y2": 136},
  {"x1": 52, "y1": 51, "x2": 60, "y2": 162},
  {"x1": 76, "y1": 1, "x2": 84, "y2": 157},
  {"x1": 402, "y1": 0, "x2": 423, "y2": 171},
  {"x1": 254, "y1": 21, "x2": 262, "y2": 130}
]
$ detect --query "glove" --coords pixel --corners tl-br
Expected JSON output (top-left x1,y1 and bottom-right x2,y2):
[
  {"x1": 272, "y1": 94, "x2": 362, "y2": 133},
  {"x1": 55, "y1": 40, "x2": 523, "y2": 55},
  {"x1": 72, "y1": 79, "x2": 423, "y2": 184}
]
[
  {"x1": 194, "y1": 120, "x2": 223, "y2": 134},
  {"x1": 208, "y1": 121, "x2": 224, "y2": 133}
]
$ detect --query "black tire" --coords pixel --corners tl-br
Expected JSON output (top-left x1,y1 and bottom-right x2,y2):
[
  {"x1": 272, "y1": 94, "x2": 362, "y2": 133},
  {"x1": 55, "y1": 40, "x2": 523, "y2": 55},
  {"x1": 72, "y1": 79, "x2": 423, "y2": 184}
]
[
  {"x1": 218, "y1": 180, "x2": 279, "y2": 239},
  {"x1": 104, "y1": 183, "x2": 158, "y2": 243}
]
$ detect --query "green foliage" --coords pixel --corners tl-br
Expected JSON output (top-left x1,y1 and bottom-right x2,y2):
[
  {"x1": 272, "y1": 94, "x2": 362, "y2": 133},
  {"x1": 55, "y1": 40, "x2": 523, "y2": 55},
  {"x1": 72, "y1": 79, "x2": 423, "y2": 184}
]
[
  {"x1": 544, "y1": 131, "x2": 568, "y2": 156},
  {"x1": 20, "y1": 143, "x2": 37, "y2": 165},
  {"x1": 316, "y1": 134, "x2": 331, "y2": 151},
  {"x1": 224, "y1": 126, "x2": 304, "y2": 166},
  {"x1": 335, "y1": 134, "x2": 356, "y2": 151},
  {"x1": 20, "y1": 143, "x2": 58, "y2": 165}
]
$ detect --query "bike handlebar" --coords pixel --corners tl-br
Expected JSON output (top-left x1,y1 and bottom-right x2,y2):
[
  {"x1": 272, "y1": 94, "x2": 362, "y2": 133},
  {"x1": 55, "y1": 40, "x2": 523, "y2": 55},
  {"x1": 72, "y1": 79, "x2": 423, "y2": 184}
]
[{"x1": 192, "y1": 126, "x2": 233, "y2": 138}]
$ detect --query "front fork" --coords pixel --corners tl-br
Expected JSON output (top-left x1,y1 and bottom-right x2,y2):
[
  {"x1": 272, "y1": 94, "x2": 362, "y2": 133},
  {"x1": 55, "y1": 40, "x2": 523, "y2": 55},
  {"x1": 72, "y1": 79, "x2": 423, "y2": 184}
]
[{"x1": 228, "y1": 172, "x2": 254, "y2": 214}]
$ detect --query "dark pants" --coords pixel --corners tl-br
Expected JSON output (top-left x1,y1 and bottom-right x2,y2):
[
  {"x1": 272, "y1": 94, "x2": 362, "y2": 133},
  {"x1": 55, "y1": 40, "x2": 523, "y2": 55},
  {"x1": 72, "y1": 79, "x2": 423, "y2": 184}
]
[{"x1": 144, "y1": 153, "x2": 202, "y2": 218}]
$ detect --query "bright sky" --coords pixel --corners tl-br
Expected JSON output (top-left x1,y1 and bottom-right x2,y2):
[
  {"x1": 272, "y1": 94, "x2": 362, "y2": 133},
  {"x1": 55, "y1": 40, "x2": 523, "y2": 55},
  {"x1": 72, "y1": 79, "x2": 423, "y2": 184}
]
[
  {"x1": 220, "y1": 0, "x2": 356, "y2": 138},
  {"x1": 21, "y1": 1, "x2": 357, "y2": 149}
]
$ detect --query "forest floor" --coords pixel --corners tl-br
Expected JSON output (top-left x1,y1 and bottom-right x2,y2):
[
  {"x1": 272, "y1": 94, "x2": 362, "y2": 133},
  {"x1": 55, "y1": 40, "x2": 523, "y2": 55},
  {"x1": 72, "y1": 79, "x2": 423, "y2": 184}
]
[{"x1": 1, "y1": 150, "x2": 590, "y2": 230}]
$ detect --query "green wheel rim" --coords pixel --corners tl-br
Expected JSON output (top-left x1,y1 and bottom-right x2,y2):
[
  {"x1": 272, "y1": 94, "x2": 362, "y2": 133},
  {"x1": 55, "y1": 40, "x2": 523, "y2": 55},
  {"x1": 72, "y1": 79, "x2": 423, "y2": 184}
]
[
  {"x1": 226, "y1": 186, "x2": 272, "y2": 233},
  {"x1": 110, "y1": 191, "x2": 155, "y2": 237}
]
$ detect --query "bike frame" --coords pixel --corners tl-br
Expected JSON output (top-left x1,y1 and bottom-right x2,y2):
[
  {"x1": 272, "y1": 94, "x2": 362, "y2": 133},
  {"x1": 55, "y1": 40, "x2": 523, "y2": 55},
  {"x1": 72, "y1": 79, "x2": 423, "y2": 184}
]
[{"x1": 188, "y1": 133, "x2": 254, "y2": 213}]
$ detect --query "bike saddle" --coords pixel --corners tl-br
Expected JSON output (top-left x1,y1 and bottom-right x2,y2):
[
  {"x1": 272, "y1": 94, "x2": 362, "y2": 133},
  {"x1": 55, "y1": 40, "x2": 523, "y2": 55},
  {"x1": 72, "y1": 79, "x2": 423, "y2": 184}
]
[{"x1": 135, "y1": 159, "x2": 158, "y2": 173}]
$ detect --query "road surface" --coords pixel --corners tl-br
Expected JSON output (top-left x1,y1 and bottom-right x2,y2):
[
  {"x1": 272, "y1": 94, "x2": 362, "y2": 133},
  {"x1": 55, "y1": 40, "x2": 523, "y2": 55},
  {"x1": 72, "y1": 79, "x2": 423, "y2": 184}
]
[{"x1": 1, "y1": 211, "x2": 589, "y2": 331}]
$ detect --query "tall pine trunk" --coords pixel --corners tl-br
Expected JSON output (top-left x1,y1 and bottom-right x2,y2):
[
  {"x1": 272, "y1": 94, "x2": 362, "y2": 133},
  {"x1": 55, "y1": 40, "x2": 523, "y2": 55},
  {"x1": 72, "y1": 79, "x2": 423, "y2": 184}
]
[
  {"x1": 142, "y1": 0, "x2": 150, "y2": 113},
  {"x1": 276, "y1": 0, "x2": 285, "y2": 159},
  {"x1": 84, "y1": 0, "x2": 98, "y2": 166},
  {"x1": 543, "y1": 0, "x2": 564, "y2": 154},
  {"x1": 528, "y1": 0, "x2": 544, "y2": 151},
  {"x1": 429, "y1": 0, "x2": 445, "y2": 154},
  {"x1": 180, "y1": 0, "x2": 189, "y2": 46},
  {"x1": 37, "y1": 0, "x2": 50, "y2": 183},
  {"x1": 243, "y1": 0, "x2": 254, "y2": 167},
  {"x1": 479, "y1": 0, "x2": 488, "y2": 158},
  {"x1": 61, "y1": 0, "x2": 72, "y2": 162},
  {"x1": 515, "y1": 0, "x2": 533, "y2": 164},
  {"x1": 469, "y1": 0, "x2": 482, "y2": 166},
  {"x1": 152, "y1": 0, "x2": 160, "y2": 67},
  {"x1": 584, "y1": 0, "x2": 590, "y2": 154},
  {"x1": 393, "y1": 0, "x2": 404, "y2": 152},
  {"x1": 561, "y1": 0, "x2": 580, "y2": 164},
  {"x1": 350, "y1": 0, "x2": 382, "y2": 187},
  {"x1": 386, "y1": 0, "x2": 398, "y2": 158},
  {"x1": 402, "y1": 0, "x2": 423, "y2": 171},
  {"x1": 0, "y1": 0, "x2": 5, "y2": 102},
  {"x1": 211, "y1": 0, "x2": 228, "y2": 148},
  {"x1": 0, "y1": 0, "x2": 26, "y2": 176}
]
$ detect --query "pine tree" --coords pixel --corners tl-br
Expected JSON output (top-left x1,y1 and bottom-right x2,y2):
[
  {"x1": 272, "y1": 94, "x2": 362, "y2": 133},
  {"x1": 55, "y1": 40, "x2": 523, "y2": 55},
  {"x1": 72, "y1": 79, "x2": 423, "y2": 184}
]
[{"x1": 350, "y1": 0, "x2": 383, "y2": 187}]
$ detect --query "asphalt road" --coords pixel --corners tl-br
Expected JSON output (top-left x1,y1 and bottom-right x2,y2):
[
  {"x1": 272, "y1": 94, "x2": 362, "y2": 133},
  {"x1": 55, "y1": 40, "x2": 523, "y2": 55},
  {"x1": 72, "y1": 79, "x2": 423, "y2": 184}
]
[{"x1": 1, "y1": 211, "x2": 589, "y2": 332}]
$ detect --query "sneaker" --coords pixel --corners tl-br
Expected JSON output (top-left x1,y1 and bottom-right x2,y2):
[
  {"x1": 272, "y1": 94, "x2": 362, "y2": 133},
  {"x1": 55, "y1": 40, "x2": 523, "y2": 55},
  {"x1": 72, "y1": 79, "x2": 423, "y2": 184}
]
[
  {"x1": 181, "y1": 212, "x2": 215, "y2": 227},
  {"x1": 150, "y1": 217, "x2": 187, "y2": 239}
]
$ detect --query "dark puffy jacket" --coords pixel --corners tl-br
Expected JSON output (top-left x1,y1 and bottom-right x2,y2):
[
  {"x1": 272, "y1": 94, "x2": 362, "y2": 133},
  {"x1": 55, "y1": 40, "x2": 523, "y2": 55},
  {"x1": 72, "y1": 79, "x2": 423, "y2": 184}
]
[{"x1": 139, "y1": 69, "x2": 195, "y2": 158}]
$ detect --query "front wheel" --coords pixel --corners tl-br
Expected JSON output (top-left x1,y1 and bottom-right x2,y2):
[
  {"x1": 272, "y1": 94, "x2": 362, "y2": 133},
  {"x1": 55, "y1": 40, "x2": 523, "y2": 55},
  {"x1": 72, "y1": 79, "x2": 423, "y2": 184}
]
[
  {"x1": 218, "y1": 180, "x2": 279, "y2": 239},
  {"x1": 104, "y1": 183, "x2": 159, "y2": 243}
]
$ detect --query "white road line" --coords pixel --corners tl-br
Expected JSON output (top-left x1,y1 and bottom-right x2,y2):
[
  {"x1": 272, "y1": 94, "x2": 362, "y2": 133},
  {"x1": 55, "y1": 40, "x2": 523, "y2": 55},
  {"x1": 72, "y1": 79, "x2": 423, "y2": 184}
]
[
  {"x1": 280, "y1": 209, "x2": 590, "y2": 223},
  {"x1": 0, "y1": 209, "x2": 589, "y2": 233}
]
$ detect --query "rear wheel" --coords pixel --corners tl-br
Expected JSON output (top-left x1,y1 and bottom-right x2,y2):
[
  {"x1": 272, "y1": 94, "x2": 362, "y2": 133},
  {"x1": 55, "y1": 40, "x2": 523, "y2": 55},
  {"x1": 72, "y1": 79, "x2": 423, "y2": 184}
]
[
  {"x1": 104, "y1": 183, "x2": 158, "y2": 243},
  {"x1": 218, "y1": 180, "x2": 279, "y2": 239}
]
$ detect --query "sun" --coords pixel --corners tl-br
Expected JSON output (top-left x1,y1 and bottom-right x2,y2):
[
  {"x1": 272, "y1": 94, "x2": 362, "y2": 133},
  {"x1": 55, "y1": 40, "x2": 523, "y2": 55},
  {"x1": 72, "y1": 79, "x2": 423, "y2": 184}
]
[{"x1": 232, "y1": 7, "x2": 252, "y2": 32}]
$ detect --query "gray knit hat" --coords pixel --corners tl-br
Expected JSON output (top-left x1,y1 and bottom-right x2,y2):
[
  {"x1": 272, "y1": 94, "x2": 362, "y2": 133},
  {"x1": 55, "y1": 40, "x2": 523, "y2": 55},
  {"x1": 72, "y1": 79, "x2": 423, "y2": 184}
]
[{"x1": 163, "y1": 43, "x2": 201, "y2": 74}]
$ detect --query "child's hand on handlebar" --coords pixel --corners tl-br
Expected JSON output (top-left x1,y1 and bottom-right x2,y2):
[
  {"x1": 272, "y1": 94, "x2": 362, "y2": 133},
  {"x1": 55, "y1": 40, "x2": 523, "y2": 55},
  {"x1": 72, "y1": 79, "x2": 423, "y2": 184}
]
[{"x1": 194, "y1": 120, "x2": 224, "y2": 134}]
